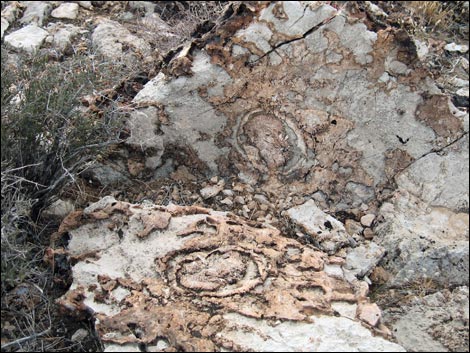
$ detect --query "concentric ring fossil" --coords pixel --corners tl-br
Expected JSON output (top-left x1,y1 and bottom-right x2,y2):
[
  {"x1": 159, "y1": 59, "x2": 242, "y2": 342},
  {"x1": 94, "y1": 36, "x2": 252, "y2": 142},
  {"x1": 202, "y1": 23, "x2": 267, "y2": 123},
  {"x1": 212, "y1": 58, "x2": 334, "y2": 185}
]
[
  {"x1": 161, "y1": 246, "x2": 268, "y2": 297},
  {"x1": 233, "y1": 109, "x2": 312, "y2": 177},
  {"x1": 56, "y1": 197, "x2": 404, "y2": 351}
]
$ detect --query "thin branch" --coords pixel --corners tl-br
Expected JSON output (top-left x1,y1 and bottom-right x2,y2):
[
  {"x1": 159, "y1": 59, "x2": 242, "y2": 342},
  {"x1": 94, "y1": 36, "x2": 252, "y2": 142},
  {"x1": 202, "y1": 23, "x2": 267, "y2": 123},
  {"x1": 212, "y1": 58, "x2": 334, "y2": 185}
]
[{"x1": 0, "y1": 328, "x2": 51, "y2": 350}]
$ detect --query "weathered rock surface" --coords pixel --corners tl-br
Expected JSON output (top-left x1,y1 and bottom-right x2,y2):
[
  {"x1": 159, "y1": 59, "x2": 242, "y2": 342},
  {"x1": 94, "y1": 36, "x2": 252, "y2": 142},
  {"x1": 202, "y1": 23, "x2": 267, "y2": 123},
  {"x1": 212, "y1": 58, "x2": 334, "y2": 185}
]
[
  {"x1": 383, "y1": 286, "x2": 469, "y2": 352},
  {"x1": 129, "y1": 1, "x2": 468, "y2": 214},
  {"x1": 345, "y1": 242, "x2": 386, "y2": 279},
  {"x1": 375, "y1": 190, "x2": 469, "y2": 287},
  {"x1": 51, "y1": 3, "x2": 80, "y2": 20},
  {"x1": 56, "y1": 196, "x2": 404, "y2": 352},
  {"x1": 19, "y1": 1, "x2": 51, "y2": 26},
  {"x1": 91, "y1": 18, "x2": 152, "y2": 67},
  {"x1": 4, "y1": 24, "x2": 49, "y2": 53},
  {"x1": 45, "y1": 22, "x2": 86, "y2": 53}
]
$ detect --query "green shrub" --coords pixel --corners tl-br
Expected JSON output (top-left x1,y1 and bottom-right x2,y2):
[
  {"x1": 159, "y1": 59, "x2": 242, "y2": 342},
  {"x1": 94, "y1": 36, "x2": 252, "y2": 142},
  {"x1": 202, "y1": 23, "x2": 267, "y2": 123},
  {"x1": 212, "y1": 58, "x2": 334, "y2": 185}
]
[{"x1": 1, "y1": 48, "x2": 125, "y2": 214}]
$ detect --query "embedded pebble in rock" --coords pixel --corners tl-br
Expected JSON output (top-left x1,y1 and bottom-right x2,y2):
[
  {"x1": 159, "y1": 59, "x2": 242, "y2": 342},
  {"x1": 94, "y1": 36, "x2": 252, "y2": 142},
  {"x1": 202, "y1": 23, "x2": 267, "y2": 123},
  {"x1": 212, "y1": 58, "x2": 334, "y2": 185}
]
[
  {"x1": 360, "y1": 214, "x2": 376, "y2": 227},
  {"x1": 51, "y1": 3, "x2": 79, "y2": 20},
  {"x1": 4, "y1": 24, "x2": 49, "y2": 53},
  {"x1": 55, "y1": 196, "x2": 405, "y2": 352}
]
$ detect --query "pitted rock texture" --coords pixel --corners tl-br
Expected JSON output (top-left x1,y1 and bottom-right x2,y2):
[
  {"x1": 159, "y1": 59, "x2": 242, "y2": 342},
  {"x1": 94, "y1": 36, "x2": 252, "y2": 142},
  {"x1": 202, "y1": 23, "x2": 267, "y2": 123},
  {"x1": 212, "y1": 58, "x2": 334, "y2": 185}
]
[{"x1": 56, "y1": 196, "x2": 404, "y2": 352}]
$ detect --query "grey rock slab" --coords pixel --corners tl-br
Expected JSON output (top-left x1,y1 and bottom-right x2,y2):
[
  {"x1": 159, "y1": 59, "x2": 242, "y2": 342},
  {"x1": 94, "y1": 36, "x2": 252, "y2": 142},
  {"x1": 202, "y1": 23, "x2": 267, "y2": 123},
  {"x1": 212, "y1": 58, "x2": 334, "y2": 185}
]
[
  {"x1": 51, "y1": 3, "x2": 79, "y2": 20},
  {"x1": 345, "y1": 242, "x2": 386, "y2": 278},
  {"x1": 46, "y1": 22, "x2": 85, "y2": 52},
  {"x1": 133, "y1": 51, "x2": 232, "y2": 172},
  {"x1": 396, "y1": 134, "x2": 469, "y2": 211},
  {"x1": 4, "y1": 24, "x2": 49, "y2": 53},
  {"x1": 84, "y1": 163, "x2": 130, "y2": 187},
  {"x1": 219, "y1": 312, "x2": 404, "y2": 352},
  {"x1": 91, "y1": 18, "x2": 151, "y2": 66},
  {"x1": 286, "y1": 199, "x2": 352, "y2": 254},
  {"x1": 383, "y1": 286, "x2": 469, "y2": 352},
  {"x1": 128, "y1": 1, "x2": 156, "y2": 15},
  {"x1": 375, "y1": 191, "x2": 469, "y2": 287},
  {"x1": 20, "y1": 1, "x2": 52, "y2": 26}
]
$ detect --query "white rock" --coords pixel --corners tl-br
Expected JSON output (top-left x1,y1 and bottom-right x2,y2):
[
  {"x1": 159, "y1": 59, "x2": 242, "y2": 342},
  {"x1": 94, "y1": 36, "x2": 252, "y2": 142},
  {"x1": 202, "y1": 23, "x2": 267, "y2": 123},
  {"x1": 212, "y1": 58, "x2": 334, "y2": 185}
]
[
  {"x1": 286, "y1": 200, "x2": 351, "y2": 254},
  {"x1": 42, "y1": 199, "x2": 75, "y2": 219},
  {"x1": 46, "y1": 23, "x2": 85, "y2": 52},
  {"x1": 222, "y1": 189, "x2": 234, "y2": 197},
  {"x1": 447, "y1": 77, "x2": 469, "y2": 88},
  {"x1": 71, "y1": 328, "x2": 88, "y2": 342},
  {"x1": 200, "y1": 185, "x2": 222, "y2": 199},
  {"x1": 1, "y1": 17, "x2": 9, "y2": 39},
  {"x1": 414, "y1": 39, "x2": 429, "y2": 59},
  {"x1": 456, "y1": 87, "x2": 469, "y2": 97},
  {"x1": 20, "y1": 1, "x2": 52, "y2": 26},
  {"x1": 220, "y1": 198, "x2": 233, "y2": 206},
  {"x1": 444, "y1": 42, "x2": 469, "y2": 53},
  {"x1": 345, "y1": 242, "x2": 386, "y2": 278},
  {"x1": 360, "y1": 214, "x2": 376, "y2": 227},
  {"x1": 234, "y1": 196, "x2": 245, "y2": 205},
  {"x1": 253, "y1": 194, "x2": 269, "y2": 205},
  {"x1": 78, "y1": 1, "x2": 93, "y2": 10},
  {"x1": 92, "y1": 18, "x2": 151, "y2": 65},
  {"x1": 2, "y1": 3, "x2": 20, "y2": 23},
  {"x1": 51, "y1": 3, "x2": 79, "y2": 20},
  {"x1": 220, "y1": 312, "x2": 404, "y2": 352},
  {"x1": 4, "y1": 24, "x2": 49, "y2": 53}
]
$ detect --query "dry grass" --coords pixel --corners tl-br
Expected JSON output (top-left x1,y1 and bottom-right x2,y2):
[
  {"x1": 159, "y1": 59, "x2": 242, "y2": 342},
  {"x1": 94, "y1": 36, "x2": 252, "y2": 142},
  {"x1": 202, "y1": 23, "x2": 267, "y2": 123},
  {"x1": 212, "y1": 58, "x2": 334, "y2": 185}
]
[{"x1": 406, "y1": 1, "x2": 469, "y2": 34}]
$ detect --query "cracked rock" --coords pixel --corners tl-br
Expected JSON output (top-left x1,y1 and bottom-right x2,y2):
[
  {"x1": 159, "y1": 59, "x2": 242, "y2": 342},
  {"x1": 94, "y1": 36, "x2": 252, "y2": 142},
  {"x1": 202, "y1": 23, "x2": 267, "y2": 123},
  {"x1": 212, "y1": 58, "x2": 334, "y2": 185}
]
[{"x1": 56, "y1": 196, "x2": 404, "y2": 352}]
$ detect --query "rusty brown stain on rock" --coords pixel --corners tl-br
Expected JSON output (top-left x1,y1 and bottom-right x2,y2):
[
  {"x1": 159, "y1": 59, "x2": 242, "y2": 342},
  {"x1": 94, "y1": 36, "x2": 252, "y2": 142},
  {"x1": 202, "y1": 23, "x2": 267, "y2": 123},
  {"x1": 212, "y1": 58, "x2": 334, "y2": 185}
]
[
  {"x1": 384, "y1": 148, "x2": 415, "y2": 180},
  {"x1": 137, "y1": 211, "x2": 172, "y2": 238},
  {"x1": 416, "y1": 95, "x2": 463, "y2": 139}
]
